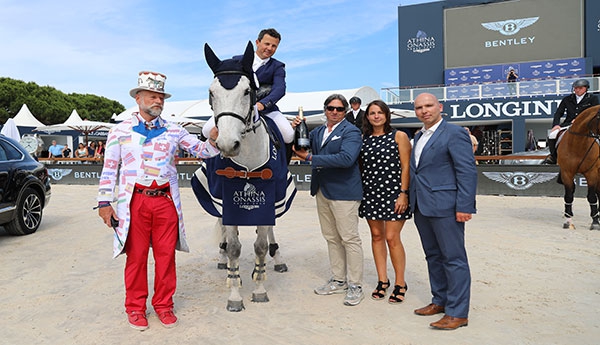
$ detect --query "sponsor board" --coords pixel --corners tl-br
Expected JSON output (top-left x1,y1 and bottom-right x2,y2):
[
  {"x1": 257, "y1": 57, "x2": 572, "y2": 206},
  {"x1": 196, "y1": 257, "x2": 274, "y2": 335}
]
[{"x1": 43, "y1": 163, "x2": 589, "y2": 198}]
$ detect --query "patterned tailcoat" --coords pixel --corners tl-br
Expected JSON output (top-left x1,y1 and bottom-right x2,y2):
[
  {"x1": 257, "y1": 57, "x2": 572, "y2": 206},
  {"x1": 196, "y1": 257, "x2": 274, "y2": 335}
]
[{"x1": 98, "y1": 114, "x2": 219, "y2": 258}]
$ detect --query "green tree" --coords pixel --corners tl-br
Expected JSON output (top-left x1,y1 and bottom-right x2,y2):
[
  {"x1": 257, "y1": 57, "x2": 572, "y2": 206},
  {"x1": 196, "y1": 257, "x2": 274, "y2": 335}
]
[{"x1": 0, "y1": 77, "x2": 125, "y2": 124}]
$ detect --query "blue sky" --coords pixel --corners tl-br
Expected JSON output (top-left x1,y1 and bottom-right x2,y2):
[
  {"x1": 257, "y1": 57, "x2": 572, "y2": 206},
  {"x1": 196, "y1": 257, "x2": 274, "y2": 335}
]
[{"x1": 0, "y1": 0, "x2": 435, "y2": 109}]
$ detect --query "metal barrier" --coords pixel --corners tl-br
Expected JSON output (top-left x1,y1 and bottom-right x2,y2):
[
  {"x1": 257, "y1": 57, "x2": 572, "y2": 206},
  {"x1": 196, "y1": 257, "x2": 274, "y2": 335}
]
[{"x1": 382, "y1": 76, "x2": 600, "y2": 105}]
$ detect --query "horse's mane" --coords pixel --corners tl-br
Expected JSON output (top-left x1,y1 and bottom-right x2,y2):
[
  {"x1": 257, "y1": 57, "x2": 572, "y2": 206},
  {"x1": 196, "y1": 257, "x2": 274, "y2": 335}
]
[{"x1": 571, "y1": 105, "x2": 600, "y2": 132}]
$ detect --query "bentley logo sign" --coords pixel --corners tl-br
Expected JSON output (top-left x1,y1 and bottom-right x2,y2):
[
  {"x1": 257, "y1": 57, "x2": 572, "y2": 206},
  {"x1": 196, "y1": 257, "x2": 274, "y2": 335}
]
[
  {"x1": 481, "y1": 17, "x2": 539, "y2": 36},
  {"x1": 47, "y1": 168, "x2": 73, "y2": 181},
  {"x1": 483, "y1": 171, "x2": 558, "y2": 190}
]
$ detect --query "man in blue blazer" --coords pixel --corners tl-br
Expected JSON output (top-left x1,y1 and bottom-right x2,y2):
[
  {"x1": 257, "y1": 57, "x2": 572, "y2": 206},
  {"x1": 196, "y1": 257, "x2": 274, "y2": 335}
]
[
  {"x1": 203, "y1": 28, "x2": 294, "y2": 144},
  {"x1": 293, "y1": 94, "x2": 365, "y2": 306},
  {"x1": 410, "y1": 93, "x2": 477, "y2": 330}
]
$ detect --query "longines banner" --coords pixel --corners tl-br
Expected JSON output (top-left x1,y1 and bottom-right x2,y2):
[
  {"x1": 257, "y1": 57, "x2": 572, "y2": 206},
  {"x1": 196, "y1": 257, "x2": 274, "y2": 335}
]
[
  {"x1": 44, "y1": 163, "x2": 588, "y2": 198},
  {"x1": 444, "y1": 0, "x2": 584, "y2": 68}
]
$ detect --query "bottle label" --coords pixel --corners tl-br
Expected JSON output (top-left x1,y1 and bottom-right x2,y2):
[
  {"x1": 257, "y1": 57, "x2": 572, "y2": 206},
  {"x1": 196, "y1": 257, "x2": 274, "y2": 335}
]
[{"x1": 297, "y1": 138, "x2": 310, "y2": 146}]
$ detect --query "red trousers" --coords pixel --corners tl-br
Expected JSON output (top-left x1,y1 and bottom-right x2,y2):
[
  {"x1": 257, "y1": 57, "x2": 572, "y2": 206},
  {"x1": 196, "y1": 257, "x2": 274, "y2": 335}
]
[{"x1": 124, "y1": 183, "x2": 178, "y2": 313}]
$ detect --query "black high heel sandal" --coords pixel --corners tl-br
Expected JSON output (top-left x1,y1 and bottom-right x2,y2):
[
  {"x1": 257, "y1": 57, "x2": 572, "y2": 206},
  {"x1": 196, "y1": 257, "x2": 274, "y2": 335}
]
[
  {"x1": 388, "y1": 283, "x2": 408, "y2": 304},
  {"x1": 371, "y1": 280, "x2": 390, "y2": 300}
]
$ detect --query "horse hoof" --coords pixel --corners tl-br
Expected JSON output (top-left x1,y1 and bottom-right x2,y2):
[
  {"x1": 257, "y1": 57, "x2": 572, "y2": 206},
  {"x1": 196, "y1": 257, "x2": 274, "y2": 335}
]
[
  {"x1": 589, "y1": 224, "x2": 600, "y2": 230},
  {"x1": 217, "y1": 263, "x2": 227, "y2": 270},
  {"x1": 251, "y1": 292, "x2": 269, "y2": 303},
  {"x1": 274, "y1": 264, "x2": 288, "y2": 273},
  {"x1": 563, "y1": 222, "x2": 571, "y2": 229},
  {"x1": 226, "y1": 300, "x2": 245, "y2": 312}
]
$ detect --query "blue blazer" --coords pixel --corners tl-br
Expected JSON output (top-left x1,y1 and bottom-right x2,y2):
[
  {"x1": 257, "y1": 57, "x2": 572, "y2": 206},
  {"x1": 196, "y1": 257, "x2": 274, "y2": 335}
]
[
  {"x1": 409, "y1": 120, "x2": 477, "y2": 217},
  {"x1": 233, "y1": 55, "x2": 286, "y2": 114},
  {"x1": 309, "y1": 120, "x2": 363, "y2": 200}
]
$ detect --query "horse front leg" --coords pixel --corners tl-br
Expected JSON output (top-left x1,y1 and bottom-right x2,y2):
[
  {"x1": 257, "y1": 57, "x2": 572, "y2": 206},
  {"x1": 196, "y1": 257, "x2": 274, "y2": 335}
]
[
  {"x1": 224, "y1": 225, "x2": 244, "y2": 312},
  {"x1": 251, "y1": 226, "x2": 270, "y2": 303},
  {"x1": 563, "y1": 173, "x2": 576, "y2": 230},
  {"x1": 216, "y1": 219, "x2": 228, "y2": 269},
  {"x1": 267, "y1": 226, "x2": 288, "y2": 272}
]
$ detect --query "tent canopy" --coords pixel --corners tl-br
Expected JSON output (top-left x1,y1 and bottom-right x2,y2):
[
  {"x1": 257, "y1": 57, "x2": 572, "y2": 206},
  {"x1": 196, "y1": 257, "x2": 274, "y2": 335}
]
[
  {"x1": 34, "y1": 110, "x2": 114, "y2": 144},
  {"x1": 13, "y1": 104, "x2": 45, "y2": 127},
  {"x1": 114, "y1": 86, "x2": 388, "y2": 124},
  {"x1": 1, "y1": 118, "x2": 21, "y2": 141}
]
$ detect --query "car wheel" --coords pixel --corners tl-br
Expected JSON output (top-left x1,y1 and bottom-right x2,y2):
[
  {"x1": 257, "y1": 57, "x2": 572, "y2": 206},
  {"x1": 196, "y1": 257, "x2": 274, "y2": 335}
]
[{"x1": 5, "y1": 188, "x2": 43, "y2": 235}]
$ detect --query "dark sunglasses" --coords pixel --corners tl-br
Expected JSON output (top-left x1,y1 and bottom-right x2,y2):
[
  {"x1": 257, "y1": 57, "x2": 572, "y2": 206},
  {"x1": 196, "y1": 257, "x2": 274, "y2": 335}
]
[{"x1": 326, "y1": 106, "x2": 346, "y2": 112}]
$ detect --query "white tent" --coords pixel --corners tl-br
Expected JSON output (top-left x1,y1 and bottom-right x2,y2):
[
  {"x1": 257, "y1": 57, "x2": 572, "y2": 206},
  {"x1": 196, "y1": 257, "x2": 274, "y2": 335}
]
[
  {"x1": 113, "y1": 86, "x2": 387, "y2": 128},
  {"x1": 1, "y1": 118, "x2": 21, "y2": 141},
  {"x1": 13, "y1": 104, "x2": 45, "y2": 127},
  {"x1": 35, "y1": 110, "x2": 114, "y2": 145},
  {"x1": 114, "y1": 100, "x2": 211, "y2": 122},
  {"x1": 278, "y1": 86, "x2": 381, "y2": 115},
  {"x1": 64, "y1": 109, "x2": 83, "y2": 124}
]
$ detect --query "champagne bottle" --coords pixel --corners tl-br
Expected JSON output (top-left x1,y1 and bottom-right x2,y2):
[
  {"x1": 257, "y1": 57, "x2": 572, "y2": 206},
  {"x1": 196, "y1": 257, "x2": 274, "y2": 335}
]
[{"x1": 294, "y1": 106, "x2": 310, "y2": 150}]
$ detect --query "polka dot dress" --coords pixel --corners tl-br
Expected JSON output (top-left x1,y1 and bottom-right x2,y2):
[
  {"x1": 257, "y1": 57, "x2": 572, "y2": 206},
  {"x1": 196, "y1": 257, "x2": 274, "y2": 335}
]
[{"x1": 359, "y1": 130, "x2": 411, "y2": 220}]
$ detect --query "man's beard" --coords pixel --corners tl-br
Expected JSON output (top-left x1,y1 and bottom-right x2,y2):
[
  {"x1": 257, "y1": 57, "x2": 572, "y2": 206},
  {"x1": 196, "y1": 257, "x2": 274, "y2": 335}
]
[{"x1": 141, "y1": 104, "x2": 163, "y2": 117}]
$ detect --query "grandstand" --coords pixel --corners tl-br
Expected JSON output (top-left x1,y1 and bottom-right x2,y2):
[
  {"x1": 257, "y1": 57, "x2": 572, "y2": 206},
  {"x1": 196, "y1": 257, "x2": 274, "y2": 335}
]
[{"x1": 389, "y1": 0, "x2": 600, "y2": 155}]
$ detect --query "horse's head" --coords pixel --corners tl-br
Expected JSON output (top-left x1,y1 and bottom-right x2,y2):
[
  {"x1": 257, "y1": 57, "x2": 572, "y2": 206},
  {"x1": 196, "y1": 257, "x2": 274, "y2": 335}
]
[
  {"x1": 205, "y1": 41, "x2": 257, "y2": 157},
  {"x1": 569, "y1": 105, "x2": 600, "y2": 138}
]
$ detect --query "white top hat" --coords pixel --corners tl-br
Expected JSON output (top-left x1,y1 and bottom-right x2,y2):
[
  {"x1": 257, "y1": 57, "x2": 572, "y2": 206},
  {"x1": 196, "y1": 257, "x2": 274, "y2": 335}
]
[{"x1": 129, "y1": 71, "x2": 172, "y2": 98}]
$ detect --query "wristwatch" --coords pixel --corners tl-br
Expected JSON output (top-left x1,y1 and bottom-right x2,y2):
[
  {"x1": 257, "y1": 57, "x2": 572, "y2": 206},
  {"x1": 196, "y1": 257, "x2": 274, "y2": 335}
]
[{"x1": 399, "y1": 189, "x2": 409, "y2": 194}]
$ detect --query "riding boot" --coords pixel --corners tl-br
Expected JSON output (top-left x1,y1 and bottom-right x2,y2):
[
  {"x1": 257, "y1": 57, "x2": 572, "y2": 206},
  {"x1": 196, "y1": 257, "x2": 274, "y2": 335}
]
[{"x1": 542, "y1": 139, "x2": 557, "y2": 165}]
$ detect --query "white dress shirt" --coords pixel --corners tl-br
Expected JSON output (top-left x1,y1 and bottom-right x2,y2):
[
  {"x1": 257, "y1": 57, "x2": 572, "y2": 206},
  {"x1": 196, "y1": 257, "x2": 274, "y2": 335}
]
[{"x1": 414, "y1": 119, "x2": 443, "y2": 166}]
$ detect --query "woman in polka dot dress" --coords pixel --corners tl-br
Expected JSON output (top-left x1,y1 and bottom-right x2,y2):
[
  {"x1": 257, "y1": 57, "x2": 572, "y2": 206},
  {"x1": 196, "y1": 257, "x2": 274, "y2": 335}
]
[{"x1": 359, "y1": 100, "x2": 411, "y2": 304}]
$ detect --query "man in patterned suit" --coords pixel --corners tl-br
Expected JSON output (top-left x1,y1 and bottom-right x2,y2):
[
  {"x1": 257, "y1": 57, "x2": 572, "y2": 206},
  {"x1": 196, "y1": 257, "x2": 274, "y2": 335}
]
[{"x1": 97, "y1": 71, "x2": 220, "y2": 331}]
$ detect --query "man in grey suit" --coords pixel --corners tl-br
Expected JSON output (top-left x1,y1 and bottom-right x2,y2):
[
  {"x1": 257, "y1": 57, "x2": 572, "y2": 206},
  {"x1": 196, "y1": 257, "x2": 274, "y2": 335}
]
[
  {"x1": 292, "y1": 94, "x2": 365, "y2": 306},
  {"x1": 410, "y1": 93, "x2": 477, "y2": 330}
]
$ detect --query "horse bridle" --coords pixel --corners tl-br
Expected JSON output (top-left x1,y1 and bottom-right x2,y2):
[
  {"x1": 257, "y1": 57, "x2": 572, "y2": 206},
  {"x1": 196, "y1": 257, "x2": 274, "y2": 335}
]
[{"x1": 212, "y1": 70, "x2": 261, "y2": 136}]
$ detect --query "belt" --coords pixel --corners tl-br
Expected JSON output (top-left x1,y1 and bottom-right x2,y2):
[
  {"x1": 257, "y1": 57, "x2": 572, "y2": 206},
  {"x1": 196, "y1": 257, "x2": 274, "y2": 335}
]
[
  {"x1": 215, "y1": 167, "x2": 273, "y2": 180},
  {"x1": 134, "y1": 186, "x2": 170, "y2": 197}
]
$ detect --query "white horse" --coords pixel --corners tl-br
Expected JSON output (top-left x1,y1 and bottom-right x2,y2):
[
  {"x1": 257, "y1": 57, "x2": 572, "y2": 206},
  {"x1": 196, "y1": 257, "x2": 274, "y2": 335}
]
[{"x1": 192, "y1": 42, "x2": 295, "y2": 312}]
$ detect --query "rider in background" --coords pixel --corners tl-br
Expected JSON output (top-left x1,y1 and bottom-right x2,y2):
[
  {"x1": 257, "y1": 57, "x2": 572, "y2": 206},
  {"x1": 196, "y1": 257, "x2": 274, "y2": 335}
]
[
  {"x1": 203, "y1": 28, "x2": 294, "y2": 145},
  {"x1": 542, "y1": 79, "x2": 599, "y2": 165}
]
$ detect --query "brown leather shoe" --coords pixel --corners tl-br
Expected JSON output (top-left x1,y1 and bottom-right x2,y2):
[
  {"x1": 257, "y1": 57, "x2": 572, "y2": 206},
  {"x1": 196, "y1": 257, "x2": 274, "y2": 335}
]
[
  {"x1": 430, "y1": 315, "x2": 468, "y2": 330},
  {"x1": 414, "y1": 303, "x2": 445, "y2": 316}
]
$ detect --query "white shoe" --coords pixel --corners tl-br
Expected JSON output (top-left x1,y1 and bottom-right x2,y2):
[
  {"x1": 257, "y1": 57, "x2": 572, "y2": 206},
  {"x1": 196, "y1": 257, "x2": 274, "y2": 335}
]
[
  {"x1": 314, "y1": 278, "x2": 348, "y2": 295},
  {"x1": 343, "y1": 284, "x2": 364, "y2": 306}
]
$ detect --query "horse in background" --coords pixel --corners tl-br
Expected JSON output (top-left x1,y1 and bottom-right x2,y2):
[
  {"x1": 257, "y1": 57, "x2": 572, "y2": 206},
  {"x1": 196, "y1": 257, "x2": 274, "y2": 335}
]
[
  {"x1": 191, "y1": 41, "x2": 296, "y2": 311},
  {"x1": 557, "y1": 105, "x2": 600, "y2": 230}
]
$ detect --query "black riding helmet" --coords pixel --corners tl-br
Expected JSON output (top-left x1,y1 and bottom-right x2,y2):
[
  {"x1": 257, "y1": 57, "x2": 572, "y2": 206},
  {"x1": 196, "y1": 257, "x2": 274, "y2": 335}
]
[
  {"x1": 572, "y1": 79, "x2": 590, "y2": 89},
  {"x1": 349, "y1": 96, "x2": 362, "y2": 104}
]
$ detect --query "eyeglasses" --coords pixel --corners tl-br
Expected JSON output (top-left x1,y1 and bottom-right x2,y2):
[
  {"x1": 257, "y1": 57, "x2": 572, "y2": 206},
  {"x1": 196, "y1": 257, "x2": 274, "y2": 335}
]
[{"x1": 326, "y1": 106, "x2": 346, "y2": 112}]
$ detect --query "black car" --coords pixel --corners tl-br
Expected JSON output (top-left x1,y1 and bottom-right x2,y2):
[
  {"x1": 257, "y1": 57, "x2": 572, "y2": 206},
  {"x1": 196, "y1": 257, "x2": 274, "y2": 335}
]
[{"x1": 0, "y1": 135, "x2": 51, "y2": 235}]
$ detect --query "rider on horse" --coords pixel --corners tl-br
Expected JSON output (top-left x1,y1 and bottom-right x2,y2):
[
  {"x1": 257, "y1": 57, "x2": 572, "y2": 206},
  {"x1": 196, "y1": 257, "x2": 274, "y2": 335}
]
[
  {"x1": 542, "y1": 79, "x2": 599, "y2": 164},
  {"x1": 202, "y1": 28, "x2": 294, "y2": 147}
]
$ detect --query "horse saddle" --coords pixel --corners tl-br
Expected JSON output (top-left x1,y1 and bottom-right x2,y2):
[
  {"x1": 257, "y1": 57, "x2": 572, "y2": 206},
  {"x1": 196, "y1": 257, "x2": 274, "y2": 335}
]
[{"x1": 555, "y1": 128, "x2": 569, "y2": 147}]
